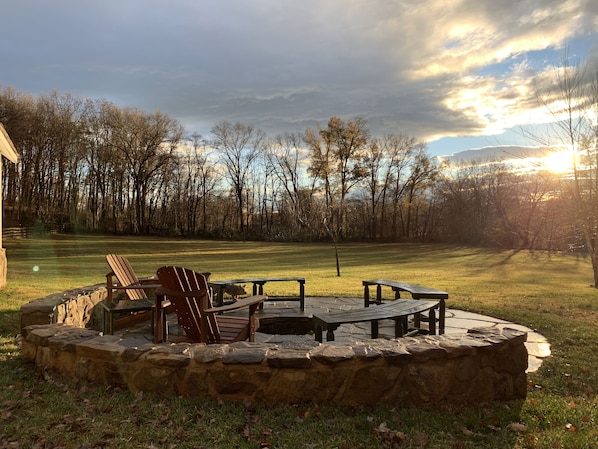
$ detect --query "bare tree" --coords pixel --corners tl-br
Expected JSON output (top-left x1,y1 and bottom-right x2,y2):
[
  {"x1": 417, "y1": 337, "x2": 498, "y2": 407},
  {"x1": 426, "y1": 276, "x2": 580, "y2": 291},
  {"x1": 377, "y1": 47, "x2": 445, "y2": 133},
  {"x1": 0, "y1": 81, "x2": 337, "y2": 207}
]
[
  {"x1": 377, "y1": 137, "x2": 427, "y2": 240},
  {"x1": 81, "y1": 100, "x2": 122, "y2": 232},
  {"x1": 189, "y1": 133, "x2": 219, "y2": 234},
  {"x1": 361, "y1": 133, "x2": 421, "y2": 240},
  {"x1": 400, "y1": 148, "x2": 442, "y2": 239},
  {"x1": 0, "y1": 87, "x2": 36, "y2": 225},
  {"x1": 306, "y1": 116, "x2": 368, "y2": 275},
  {"x1": 266, "y1": 132, "x2": 317, "y2": 239},
  {"x1": 107, "y1": 107, "x2": 184, "y2": 234},
  {"x1": 438, "y1": 160, "x2": 494, "y2": 245},
  {"x1": 210, "y1": 121, "x2": 265, "y2": 235},
  {"x1": 533, "y1": 55, "x2": 598, "y2": 286},
  {"x1": 362, "y1": 137, "x2": 383, "y2": 240}
]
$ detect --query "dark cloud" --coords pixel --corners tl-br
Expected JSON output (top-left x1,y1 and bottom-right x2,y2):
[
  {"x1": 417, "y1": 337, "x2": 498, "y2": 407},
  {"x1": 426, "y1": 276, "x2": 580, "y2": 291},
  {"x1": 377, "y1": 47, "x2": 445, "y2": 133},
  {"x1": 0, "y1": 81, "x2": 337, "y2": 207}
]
[{"x1": 1, "y1": 0, "x2": 597, "y2": 153}]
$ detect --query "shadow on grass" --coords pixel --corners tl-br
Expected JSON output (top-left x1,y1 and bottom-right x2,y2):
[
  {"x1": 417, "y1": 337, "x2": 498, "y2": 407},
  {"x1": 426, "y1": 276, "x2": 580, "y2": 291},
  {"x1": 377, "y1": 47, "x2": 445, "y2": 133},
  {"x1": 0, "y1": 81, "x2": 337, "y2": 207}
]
[{"x1": 0, "y1": 310, "x2": 21, "y2": 336}]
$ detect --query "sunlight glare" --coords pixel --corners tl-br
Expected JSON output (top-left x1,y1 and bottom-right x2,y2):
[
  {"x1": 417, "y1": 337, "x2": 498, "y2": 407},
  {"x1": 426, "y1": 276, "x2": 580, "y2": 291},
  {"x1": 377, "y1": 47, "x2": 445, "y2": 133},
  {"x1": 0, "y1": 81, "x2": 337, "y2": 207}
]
[{"x1": 543, "y1": 149, "x2": 574, "y2": 173}]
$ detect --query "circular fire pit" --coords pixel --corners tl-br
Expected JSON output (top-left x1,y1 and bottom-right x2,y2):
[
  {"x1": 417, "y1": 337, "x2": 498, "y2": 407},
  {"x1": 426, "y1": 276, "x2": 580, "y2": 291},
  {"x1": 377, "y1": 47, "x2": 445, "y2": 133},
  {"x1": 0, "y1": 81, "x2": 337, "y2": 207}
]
[
  {"x1": 19, "y1": 285, "x2": 532, "y2": 406},
  {"x1": 257, "y1": 315, "x2": 314, "y2": 335}
]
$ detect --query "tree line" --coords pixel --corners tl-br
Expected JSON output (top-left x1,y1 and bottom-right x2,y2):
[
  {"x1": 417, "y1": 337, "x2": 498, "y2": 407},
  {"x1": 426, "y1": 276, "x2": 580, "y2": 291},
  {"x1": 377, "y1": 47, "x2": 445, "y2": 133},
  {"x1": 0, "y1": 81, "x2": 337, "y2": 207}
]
[{"x1": 0, "y1": 83, "x2": 591, "y2": 256}]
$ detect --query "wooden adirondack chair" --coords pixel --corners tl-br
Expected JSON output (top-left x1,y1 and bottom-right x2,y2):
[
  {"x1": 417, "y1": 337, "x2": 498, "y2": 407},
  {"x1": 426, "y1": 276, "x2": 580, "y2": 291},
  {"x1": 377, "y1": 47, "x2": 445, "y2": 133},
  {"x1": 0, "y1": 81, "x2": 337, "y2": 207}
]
[
  {"x1": 155, "y1": 266, "x2": 266, "y2": 344},
  {"x1": 103, "y1": 254, "x2": 163, "y2": 334}
]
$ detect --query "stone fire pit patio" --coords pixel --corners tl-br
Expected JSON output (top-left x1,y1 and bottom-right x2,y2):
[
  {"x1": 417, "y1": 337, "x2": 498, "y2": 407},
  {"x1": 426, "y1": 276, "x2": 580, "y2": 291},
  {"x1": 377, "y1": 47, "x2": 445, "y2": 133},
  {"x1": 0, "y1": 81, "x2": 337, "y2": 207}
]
[{"x1": 19, "y1": 285, "x2": 550, "y2": 406}]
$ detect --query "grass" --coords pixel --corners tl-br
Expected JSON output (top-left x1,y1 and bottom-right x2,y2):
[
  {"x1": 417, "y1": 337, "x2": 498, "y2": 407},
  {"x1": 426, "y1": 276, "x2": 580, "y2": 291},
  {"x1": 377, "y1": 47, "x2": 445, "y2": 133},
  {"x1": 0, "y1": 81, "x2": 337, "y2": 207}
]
[{"x1": 1, "y1": 234, "x2": 597, "y2": 448}]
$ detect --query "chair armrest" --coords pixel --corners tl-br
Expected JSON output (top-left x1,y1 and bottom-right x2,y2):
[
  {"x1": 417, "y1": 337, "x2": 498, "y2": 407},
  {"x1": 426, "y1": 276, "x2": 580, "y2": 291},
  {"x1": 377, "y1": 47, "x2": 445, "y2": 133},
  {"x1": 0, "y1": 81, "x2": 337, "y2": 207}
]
[
  {"x1": 204, "y1": 295, "x2": 267, "y2": 314},
  {"x1": 112, "y1": 283, "x2": 162, "y2": 291}
]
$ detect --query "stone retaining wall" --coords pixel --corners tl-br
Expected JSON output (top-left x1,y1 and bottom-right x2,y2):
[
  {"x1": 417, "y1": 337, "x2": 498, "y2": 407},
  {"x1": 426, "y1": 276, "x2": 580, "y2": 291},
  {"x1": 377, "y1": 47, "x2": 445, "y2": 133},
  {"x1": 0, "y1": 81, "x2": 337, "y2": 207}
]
[
  {"x1": 20, "y1": 284, "x2": 106, "y2": 330},
  {"x1": 20, "y1": 323, "x2": 528, "y2": 406},
  {"x1": 19, "y1": 286, "x2": 528, "y2": 406}
]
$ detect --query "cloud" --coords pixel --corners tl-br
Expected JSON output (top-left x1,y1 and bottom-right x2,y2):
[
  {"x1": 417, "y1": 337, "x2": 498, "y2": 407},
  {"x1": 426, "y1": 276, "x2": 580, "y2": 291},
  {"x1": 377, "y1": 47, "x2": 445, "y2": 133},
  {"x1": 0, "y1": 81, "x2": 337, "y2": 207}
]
[
  {"x1": 442, "y1": 145, "x2": 554, "y2": 163},
  {"x1": 1, "y1": 0, "x2": 597, "y2": 147}
]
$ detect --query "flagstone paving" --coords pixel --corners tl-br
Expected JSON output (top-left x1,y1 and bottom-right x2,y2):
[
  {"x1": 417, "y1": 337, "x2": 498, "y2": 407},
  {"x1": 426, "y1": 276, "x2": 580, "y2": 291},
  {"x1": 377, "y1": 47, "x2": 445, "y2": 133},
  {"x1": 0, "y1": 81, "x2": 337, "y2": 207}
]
[{"x1": 120, "y1": 296, "x2": 550, "y2": 374}]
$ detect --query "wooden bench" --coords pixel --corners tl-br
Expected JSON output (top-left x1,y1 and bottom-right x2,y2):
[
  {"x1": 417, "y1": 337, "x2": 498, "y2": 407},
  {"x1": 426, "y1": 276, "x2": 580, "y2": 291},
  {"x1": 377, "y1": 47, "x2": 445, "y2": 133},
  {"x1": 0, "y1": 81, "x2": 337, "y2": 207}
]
[
  {"x1": 312, "y1": 299, "x2": 439, "y2": 342},
  {"x1": 209, "y1": 277, "x2": 305, "y2": 311},
  {"x1": 362, "y1": 279, "x2": 448, "y2": 334}
]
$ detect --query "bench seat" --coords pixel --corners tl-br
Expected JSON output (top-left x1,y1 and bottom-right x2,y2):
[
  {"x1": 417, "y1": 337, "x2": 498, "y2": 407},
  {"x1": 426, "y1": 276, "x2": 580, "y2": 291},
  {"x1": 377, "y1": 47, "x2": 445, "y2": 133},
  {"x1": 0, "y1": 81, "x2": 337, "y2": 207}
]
[
  {"x1": 209, "y1": 277, "x2": 305, "y2": 310},
  {"x1": 363, "y1": 279, "x2": 448, "y2": 334},
  {"x1": 312, "y1": 299, "x2": 439, "y2": 342}
]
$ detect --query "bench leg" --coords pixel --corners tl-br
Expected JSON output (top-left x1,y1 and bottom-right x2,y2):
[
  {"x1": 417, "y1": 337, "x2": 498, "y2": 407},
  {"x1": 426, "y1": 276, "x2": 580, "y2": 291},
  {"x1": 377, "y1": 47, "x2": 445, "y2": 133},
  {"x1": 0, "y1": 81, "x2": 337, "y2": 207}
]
[
  {"x1": 394, "y1": 318, "x2": 402, "y2": 337},
  {"x1": 439, "y1": 299, "x2": 445, "y2": 334},
  {"x1": 414, "y1": 312, "x2": 421, "y2": 329},
  {"x1": 326, "y1": 327, "x2": 336, "y2": 341},
  {"x1": 364, "y1": 284, "x2": 370, "y2": 307},
  {"x1": 371, "y1": 320, "x2": 379, "y2": 339},
  {"x1": 392, "y1": 287, "x2": 402, "y2": 299},
  {"x1": 315, "y1": 324, "x2": 323, "y2": 342},
  {"x1": 314, "y1": 321, "x2": 339, "y2": 342},
  {"x1": 216, "y1": 287, "x2": 225, "y2": 307},
  {"x1": 299, "y1": 281, "x2": 305, "y2": 311},
  {"x1": 429, "y1": 307, "x2": 437, "y2": 335}
]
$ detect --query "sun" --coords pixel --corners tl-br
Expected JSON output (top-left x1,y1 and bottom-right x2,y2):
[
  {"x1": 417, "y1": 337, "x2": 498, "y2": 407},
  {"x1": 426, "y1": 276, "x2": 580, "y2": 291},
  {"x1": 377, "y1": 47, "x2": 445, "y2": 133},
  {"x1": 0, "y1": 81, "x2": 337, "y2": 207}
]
[{"x1": 543, "y1": 149, "x2": 575, "y2": 173}]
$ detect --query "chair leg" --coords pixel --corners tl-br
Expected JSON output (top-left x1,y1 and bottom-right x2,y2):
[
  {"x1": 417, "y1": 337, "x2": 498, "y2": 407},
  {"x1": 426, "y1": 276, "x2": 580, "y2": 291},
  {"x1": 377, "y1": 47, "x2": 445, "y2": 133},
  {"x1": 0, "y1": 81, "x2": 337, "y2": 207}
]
[
  {"x1": 162, "y1": 308, "x2": 168, "y2": 342},
  {"x1": 101, "y1": 304, "x2": 114, "y2": 335},
  {"x1": 102, "y1": 308, "x2": 108, "y2": 334}
]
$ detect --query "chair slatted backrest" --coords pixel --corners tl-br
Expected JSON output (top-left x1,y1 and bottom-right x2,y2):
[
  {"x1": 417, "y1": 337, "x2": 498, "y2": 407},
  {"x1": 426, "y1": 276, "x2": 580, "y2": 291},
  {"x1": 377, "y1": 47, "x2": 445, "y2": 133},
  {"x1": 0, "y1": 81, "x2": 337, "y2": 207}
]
[
  {"x1": 156, "y1": 266, "x2": 220, "y2": 343},
  {"x1": 106, "y1": 254, "x2": 148, "y2": 300}
]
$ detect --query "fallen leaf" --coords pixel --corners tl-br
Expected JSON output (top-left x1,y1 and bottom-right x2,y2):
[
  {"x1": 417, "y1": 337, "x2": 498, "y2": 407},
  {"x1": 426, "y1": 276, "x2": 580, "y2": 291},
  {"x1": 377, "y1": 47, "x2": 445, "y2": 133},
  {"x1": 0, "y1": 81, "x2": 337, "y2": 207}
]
[
  {"x1": 378, "y1": 422, "x2": 389, "y2": 432},
  {"x1": 524, "y1": 433, "x2": 539, "y2": 448},
  {"x1": 507, "y1": 422, "x2": 528, "y2": 433}
]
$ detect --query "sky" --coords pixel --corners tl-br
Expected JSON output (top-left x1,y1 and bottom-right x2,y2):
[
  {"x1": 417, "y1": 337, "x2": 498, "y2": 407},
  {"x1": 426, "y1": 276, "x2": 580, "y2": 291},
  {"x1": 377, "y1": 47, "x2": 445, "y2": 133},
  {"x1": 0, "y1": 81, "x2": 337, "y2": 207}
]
[{"x1": 1, "y1": 0, "x2": 597, "y2": 159}]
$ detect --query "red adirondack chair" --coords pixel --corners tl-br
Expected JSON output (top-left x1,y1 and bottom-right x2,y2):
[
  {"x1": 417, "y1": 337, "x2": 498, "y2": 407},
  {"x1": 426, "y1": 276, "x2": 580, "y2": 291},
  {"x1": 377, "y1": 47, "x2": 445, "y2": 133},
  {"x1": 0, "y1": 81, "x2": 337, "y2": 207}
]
[{"x1": 156, "y1": 266, "x2": 266, "y2": 344}]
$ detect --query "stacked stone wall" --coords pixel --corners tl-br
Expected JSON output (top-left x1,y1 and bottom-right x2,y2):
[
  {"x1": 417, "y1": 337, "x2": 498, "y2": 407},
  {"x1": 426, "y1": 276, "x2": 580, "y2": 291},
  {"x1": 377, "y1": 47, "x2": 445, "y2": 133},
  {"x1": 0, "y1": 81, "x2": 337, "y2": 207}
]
[
  {"x1": 20, "y1": 323, "x2": 527, "y2": 406},
  {"x1": 20, "y1": 284, "x2": 106, "y2": 330},
  {"x1": 19, "y1": 286, "x2": 528, "y2": 406}
]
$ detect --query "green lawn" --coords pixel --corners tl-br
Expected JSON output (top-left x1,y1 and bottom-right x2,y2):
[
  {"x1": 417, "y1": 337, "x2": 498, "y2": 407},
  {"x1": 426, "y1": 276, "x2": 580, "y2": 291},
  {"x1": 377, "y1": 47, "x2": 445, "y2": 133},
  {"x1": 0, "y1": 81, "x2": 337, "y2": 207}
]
[{"x1": 1, "y1": 235, "x2": 597, "y2": 448}]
